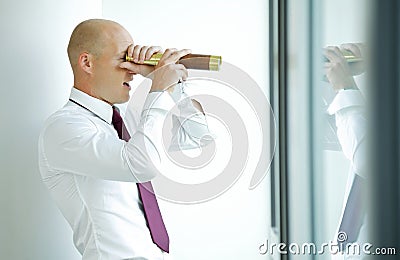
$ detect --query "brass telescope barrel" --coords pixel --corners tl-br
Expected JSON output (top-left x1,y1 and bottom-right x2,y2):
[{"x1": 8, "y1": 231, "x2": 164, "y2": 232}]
[
  {"x1": 324, "y1": 49, "x2": 362, "y2": 63},
  {"x1": 341, "y1": 49, "x2": 362, "y2": 63},
  {"x1": 126, "y1": 53, "x2": 222, "y2": 71}
]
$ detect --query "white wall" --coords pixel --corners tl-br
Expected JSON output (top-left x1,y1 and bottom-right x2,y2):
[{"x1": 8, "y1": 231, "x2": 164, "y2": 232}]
[
  {"x1": 0, "y1": 1, "x2": 101, "y2": 259},
  {"x1": 102, "y1": 1, "x2": 270, "y2": 260}
]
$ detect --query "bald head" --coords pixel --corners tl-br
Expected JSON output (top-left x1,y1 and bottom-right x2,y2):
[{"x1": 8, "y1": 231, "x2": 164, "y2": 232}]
[
  {"x1": 67, "y1": 19, "x2": 125, "y2": 72},
  {"x1": 66, "y1": 19, "x2": 134, "y2": 104}
]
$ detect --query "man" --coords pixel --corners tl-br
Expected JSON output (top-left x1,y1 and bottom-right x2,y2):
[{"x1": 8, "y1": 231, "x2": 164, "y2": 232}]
[
  {"x1": 38, "y1": 19, "x2": 210, "y2": 259},
  {"x1": 324, "y1": 43, "x2": 367, "y2": 259}
]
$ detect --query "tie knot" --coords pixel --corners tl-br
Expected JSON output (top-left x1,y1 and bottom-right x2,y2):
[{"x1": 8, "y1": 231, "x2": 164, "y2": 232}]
[
  {"x1": 112, "y1": 106, "x2": 122, "y2": 125},
  {"x1": 112, "y1": 107, "x2": 124, "y2": 139}
]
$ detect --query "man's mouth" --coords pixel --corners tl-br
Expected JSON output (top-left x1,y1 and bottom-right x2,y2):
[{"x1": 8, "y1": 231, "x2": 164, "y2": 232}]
[{"x1": 123, "y1": 82, "x2": 131, "y2": 89}]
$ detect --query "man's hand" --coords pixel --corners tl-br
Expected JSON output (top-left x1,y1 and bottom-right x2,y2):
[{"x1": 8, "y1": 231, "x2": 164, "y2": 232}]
[
  {"x1": 119, "y1": 44, "x2": 162, "y2": 77},
  {"x1": 340, "y1": 42, "x2": 366, "y2": 76},
  {"x1": 150, "y1": 48, "x2": 191, "y2": 93},
  {"x1": 324, "y1": 46, "x2": 358, "y2": 91}
]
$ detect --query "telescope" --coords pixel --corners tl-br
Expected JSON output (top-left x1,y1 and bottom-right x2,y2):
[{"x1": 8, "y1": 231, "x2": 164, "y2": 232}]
[
  {"x1": 126, "y1": 53, "x2": 222, "y2": 71},
  {"x1": 324, "y1": 49, "x2": 362, "y2": 63}
]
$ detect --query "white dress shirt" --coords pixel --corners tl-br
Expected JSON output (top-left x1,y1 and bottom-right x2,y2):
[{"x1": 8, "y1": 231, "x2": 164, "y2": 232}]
[
  {"x1": 328, "y1": 89, "x2": 367, "y2": 260},
  {"x1": 38, "y1": 86, "x2": 210, "y2": 260}
]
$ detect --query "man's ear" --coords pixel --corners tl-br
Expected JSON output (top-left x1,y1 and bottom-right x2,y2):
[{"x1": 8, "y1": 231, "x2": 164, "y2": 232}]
[{"x1": 78, "y1": 52, "x2": 94, "y2": 74}]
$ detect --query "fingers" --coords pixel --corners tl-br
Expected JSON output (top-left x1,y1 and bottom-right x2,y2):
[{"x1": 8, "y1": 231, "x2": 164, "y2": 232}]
[
  {"x1": 340, "y1": 43, "x2": 362, "y2": 58},
  {"x1": 126, "y1": 46, "x2": 191, "y2": 67},
  {"x1": 158, "y1": 48, "x2": 192, "y2": 66},
  {"x1": 175, "y1": 63, "x2": 189, "y2": 81},
  {"x1": 322, "y1": 46, "x2": 358, "y2": 90},
  {"x1": 324, "y1": 46, "x2": 346, "y2": 63},
  {"x1": 126, "y1": 44, "x2": 134, "y2": 61},
  {"x1": 323, "y1": 46, "x2": 351, "y2": 75},
  {"x1": 165, "y1": 64, "x2": 188, "y2": 93},
  {"x1": 145, "y1": 46, "x2": 162, "y2": 60},
  {"x1": 323, "y1": 42, "x2": 367, "y2": 82},
  {"x1": 119, "y1": 61, "x2": 140, "y2": 74},
  {"x1": 136, "y1": 45, "x2": 149, "y2": 63},
  {"x1": 125, "y1": 44, "x2": 139, "y2": 62},
  {"x1": 150, "y1": 63, "x2": 189, "y2": 92},
  {"x1": 138, "y1": 46, "x2": 162, "y2": 63},
  {"x1": 126, "y1": 45, "x2": 163, "y2": 63},
  {"x1": 161, "y1": 48, "x2": 177, "y2": 60},
  {"x1": 162, "y1": 63, "x2": 188, "y2": 82}
]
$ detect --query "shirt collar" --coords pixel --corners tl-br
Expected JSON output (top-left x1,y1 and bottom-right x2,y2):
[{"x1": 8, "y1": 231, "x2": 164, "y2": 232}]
[{"x1": 69, "y1": 87, "x2": 113, "y2": 124}]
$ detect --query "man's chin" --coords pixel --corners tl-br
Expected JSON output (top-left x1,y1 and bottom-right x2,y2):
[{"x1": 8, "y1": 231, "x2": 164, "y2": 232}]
[{"x1": 114, "y1": 95, "x2": 130, "y2": 105}]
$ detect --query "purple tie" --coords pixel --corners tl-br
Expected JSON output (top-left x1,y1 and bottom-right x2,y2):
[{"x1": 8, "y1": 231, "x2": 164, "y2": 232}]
[{"x1": 112, "y1": 106, "x2": 170, "y2": 253}]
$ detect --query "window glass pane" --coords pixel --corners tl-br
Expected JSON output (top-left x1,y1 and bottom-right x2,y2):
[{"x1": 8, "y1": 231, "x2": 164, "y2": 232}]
[
  {"x1": 286, "y1": 0, "x2": 372, "y2": 259},
  {"x1": 319, "y1": 2, "x2": 371, "y2": 258}
]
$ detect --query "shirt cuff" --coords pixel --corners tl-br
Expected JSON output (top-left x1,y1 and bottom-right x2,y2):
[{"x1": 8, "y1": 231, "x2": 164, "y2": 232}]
[
  {"x1": 169, "y1": 82, "x2": 185, "y2": 103},
  {"x1": 327, "y1": 90, "x2": 365, "y2": 115}
]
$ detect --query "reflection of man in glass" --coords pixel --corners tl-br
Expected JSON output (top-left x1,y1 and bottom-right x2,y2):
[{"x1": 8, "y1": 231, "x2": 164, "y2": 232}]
[{"x1": 324, "y1": 43, "x2": 368, "y2": 260}]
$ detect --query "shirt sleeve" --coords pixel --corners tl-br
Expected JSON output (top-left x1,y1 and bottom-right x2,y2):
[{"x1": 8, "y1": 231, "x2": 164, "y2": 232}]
[
  {"x1": 166, "y1": 83, "x2": 214, "y2": 151},
  {"x1": 40, "y1": 93, "x2": 174, "y2": 183},
  {"x1": 124, "y1": 91, "x2": 175, "y2": 182},
  {"x1": 41, "y1": 88, "x2": 213, "y2": 183},
  {"x1": 327, "y1": 90, "x2": 367, "y2": 176},
  {"x1": 125, "y1": 88, "x2": 213, "y2": 179},
  {"x1": 40, "y1": 114, "x2": 143, "y2": 182}
]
